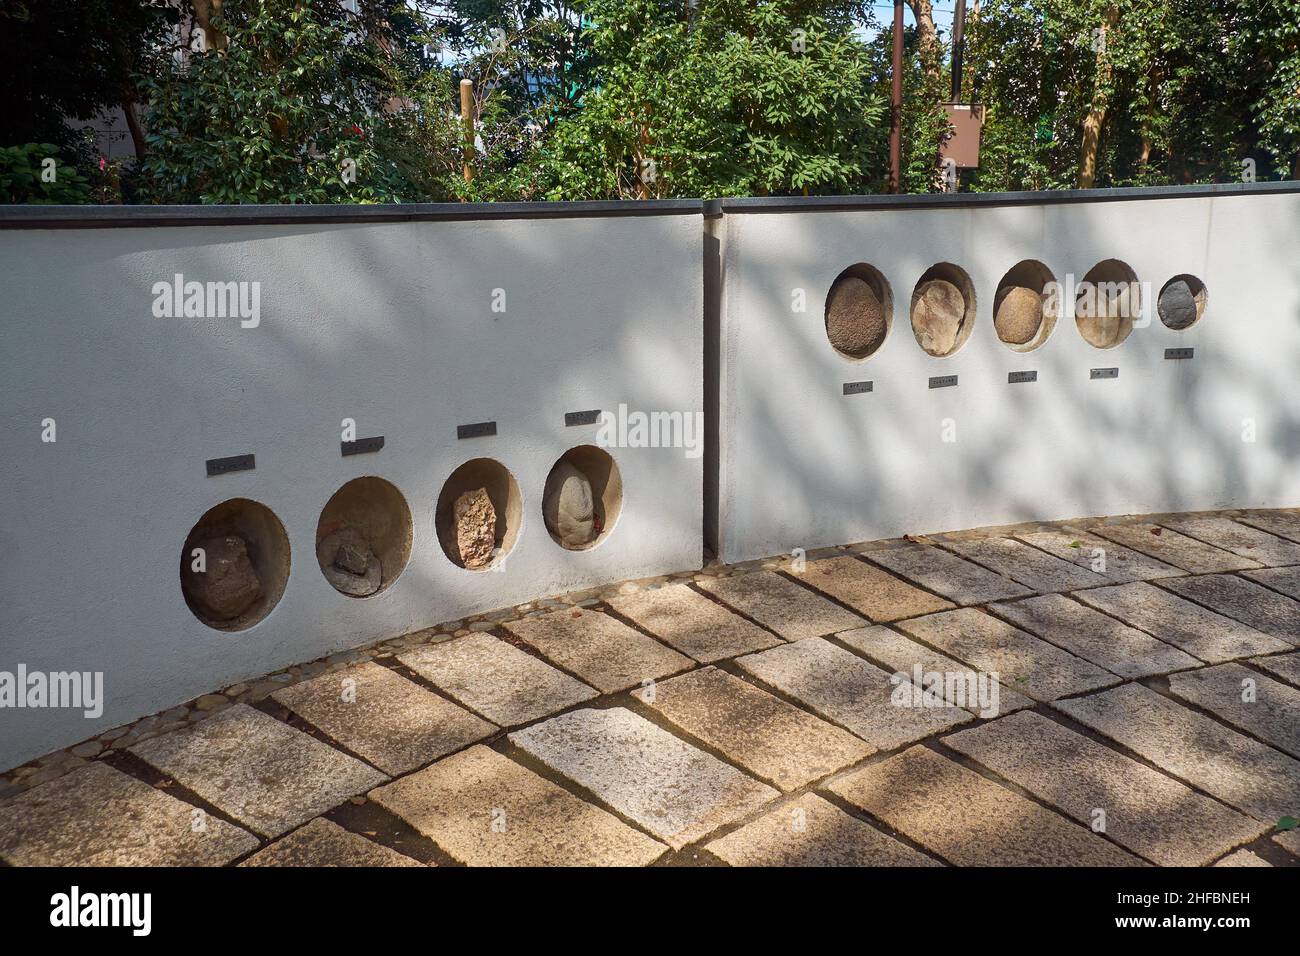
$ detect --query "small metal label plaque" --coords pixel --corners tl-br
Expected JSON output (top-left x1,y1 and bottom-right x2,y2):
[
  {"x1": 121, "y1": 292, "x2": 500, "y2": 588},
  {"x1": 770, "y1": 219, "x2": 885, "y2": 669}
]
[
  {"x1": 342, "y1": 436, "x2": 384, "y2": 457},
  {"x1": 1164, "y1": 348, "x2": 1194, "y2": 360},
  {"x1": 1090, "y1": 367, "x2": 1119, "y2": 380},
  {"x1": 206, "y1": 453, "x2": 255, "y2": 476},
  {"x1": 843, "y1": 381, "x2": 874, "y2": 395},
  {"x1": 564, "y1": 409, "x2": 601, "y2": 426},
  {"x1": 457, "y1": 421, "x2": 497, "y2": 440},
  {"x1": 929, "y1": 375, "x2": 958, "y2": 389},
  {"x1": 1008, "y1": 370, "x2": 1038, "y2": 384}
]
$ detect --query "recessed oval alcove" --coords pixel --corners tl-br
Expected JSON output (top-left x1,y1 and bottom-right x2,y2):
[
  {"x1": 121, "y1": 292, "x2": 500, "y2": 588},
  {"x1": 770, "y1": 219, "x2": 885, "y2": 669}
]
[
  {"x1": 315, "y1": 476, "x2": 412, "y2": 598},
  {"x1": 543, "y1": 445, "x2": 623, "y2": 551},
  {"x1": 994, "y1": 260, "x2": 1057, "y2": 352},
  {"x1": 1075, "y1": 259, "x2": 1140, "y2": 348},
  {"x1": 180, "y1": 498, "x2": 290, "y2": 631},
  {"x1": 824, "y1": 263, "x2": 893, "y2": 360},
  {"x1": 910, "y1": 262, "x2": 976, "y2": 357},
  {"x1": 435, "y1": 458, "x2": 522, "y2": 571}
]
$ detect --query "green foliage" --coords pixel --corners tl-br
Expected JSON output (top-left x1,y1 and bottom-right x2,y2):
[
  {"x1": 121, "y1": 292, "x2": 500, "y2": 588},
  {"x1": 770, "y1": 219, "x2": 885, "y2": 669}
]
[
  {"x1": 135, "y1": 0, "x2": 462, "y2": 203},
  {"x1": 0, "y1": 144, "x2": 92, "y2": 204},
  {"x1": 534, "y1": 0, "x2": 887, "y2": 199}
]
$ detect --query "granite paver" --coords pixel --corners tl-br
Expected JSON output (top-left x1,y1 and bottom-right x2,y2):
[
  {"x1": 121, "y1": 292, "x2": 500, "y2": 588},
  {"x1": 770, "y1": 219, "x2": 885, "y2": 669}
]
[
  {"x1": 705, "y1": 793, "x2": 939, "y2": 867},
  {"x1": 828, "y1": 746, "x2": 1142, "y2": 866},
  {"x1": 0, "y1": 761, "x2": 258, "y2": 866},
  {"x1": 239, "y1": 817, "x2": 424, "y2": 867},
  {"x1": 1092, "y1": 523, "x2": 1261, "y2": 574},
  {"x1": 1056, "y1": 683, "x2": 1300, "y2": 823},
  {"x1": 1250, "y1": 651, "x2": 1300, "y2": 687},
  {"x1": 369, "y1": 744, "x2": 666, "y2": 866},
  {"x1": 1235, "y1": 510, "x2": 1300, "y2": 545},
  {"x1": 835, "y1": 624, "x2": 1033, "y2": 716},
  {"x1": 735, "y1": 638, "x2": 972, "y2": 748},
  {"x1": 989, "y1": 593, "x2": 1200, "y2": 678},
  {"x1": 510, "y1": 708, "x2": 778, "y2": 849},
  {"x1": 1072, "y1": 583, "x2": 1289, "y2": 663},
  {"x1": 896, "y1": 608, "x2": 1119, "y2": 701},
  {"x1": 791, "y1": 556, "x2": 954, "y2": 621},
  {"x1": 503, "y1": 607, "x2": 693, "y2": 692},
  {"x1": 943, "y1": 711, "x2": 1267, "y2": 866},
  {"x1": 1244, "y1": 566, "x2": 1300, "y2": 602},
  {"x1": 1161, "y1": 514, "x2": 1300, "y2": 567},
  {"x1": 272, "y1": 661, "x2": 496, "y2": 775},
  {"x1": 1166, "y1": 663, "x2": 1300, "y2": 759},
  {"x1": 130, "y1": 704, "x2": 387, "y2": 839},
  {"x1": 1014, "y1": 529, "x2": 1183, "y2": 583},
  {"x1": 696, "y1": 570, "x2": 866, "y2": 640},
  {"x1": 1157, "y1": 574, "x2": 1300, "y2": 645},
  {"x1": 605, "y1": 585, "x2": 782, "y2": 663},
  {"x1": 398, "y1": 633, "x2": 597, "y2": 725},
  {"x1": 866, "y1": 545, "x2": 1033, "y2": 605},
  {"x1": 633, "y1": 666, "x2": 873, "y2": 790},
  {"x1": 944, "y1": 537, "x2": 1107, "y2": 593}
]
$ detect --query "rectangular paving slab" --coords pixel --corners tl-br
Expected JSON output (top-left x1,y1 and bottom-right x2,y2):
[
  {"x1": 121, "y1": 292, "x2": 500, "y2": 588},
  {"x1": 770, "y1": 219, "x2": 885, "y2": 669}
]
[
  {"x1": 1158, "y1": 574, "x2": 1300, "y2": 645},
  {"x1": 634, "y1": 666, "x2": 873, "y2": 791},
  {"x1": 695, "y1": 570, "x2": 866, "y2": 641},
  {"x1": 1244, "y1": 566, "x2": 1300, "y2": 602},
  {"x1": 0, "y1": 761, "x2": 258, "y2": 866},
  {"x1": 944, "y1": 537, "x2": 1108, "y2": 593},
  {"x1": 272, "y1": 661, "x2": 497, "y2": 776},
  {"x1": 240, "y1": 817, "x2": 424, "y2": 867},
  {"x1": 828, "y1": 746, "x2": 1142, "y2": 866},
  {"x1": 1092, "y1": 523, "x2": 1261, "y2": 574},
  {"x1": 398, "y1": 633, "x2": 597, "y2": 726},
  {"x1": 1014, "y1": 529, "x2": 1184, "y2": 583},
  {"x1": 1161, "y1": 514, "x2": 1300, "y2": 567},
  {"x1": 509, "y1": 707, "x2": 778, "y2": 850},
  {"x1": 943, "y1": 711, "x2": 1267, "y2": 866},
  {"x1": 503, "y1": 607, "x2": 693, "y2": 692},
  {"x1": 1250, "y1": 651, "x2": 1300, "y2": 687},
  {"x1": 1166, "y1": 663, "x2": 1300, "y2": 759},
  {"x1": 605, "y1": 584, "x2": 782, "y2": 663},
  {"x1": 1214, "y1": 848, "x2": 1273, "y2": 867},
  {"x1": 988, "y1": 593, "x2": 1200, "y2": 679},
  {"x1": 130, "y1": 704, "x2": 388, "y2": 839},
  {"x1": 790, "y1": 556, "x2": 955, "y2": 621},
  {"x1": 735, "y1": 638, "x2": 971, "y2": 749},
  {"x1": 895, "y1": 608, "x2": 1119, "y2": 702},
  {"x1": 705, "y1": 793, "x2": 939, "y2": 867},
  {"x1": 866, "y1": 544, "x2": 1033, "y2": 605},
  {"x1": 1072, "y1": 583, "x2": 1290, "y2": 663},
  {"x1": 835, "y1": 625, "x2": 1033, "y2": 717},
  {"x1": 1275, "y1": 828, "x2": 1300, "y2": 858},
  {"x1": 1235, "y1": 510, "x2": 1300, "y2": 545},
  {"x1": 1055, "y1": 682, "x2": 1300, "y2": 823},
  {"x1": 369, "y1": 745, "x2": 666, "y2": 866}
]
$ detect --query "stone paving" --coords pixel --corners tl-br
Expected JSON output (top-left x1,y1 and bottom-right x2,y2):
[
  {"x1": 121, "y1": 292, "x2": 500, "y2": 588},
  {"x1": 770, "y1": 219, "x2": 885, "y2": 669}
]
[{"x1": 2, "y1": 508, "x2": 1300, "y2": 867}]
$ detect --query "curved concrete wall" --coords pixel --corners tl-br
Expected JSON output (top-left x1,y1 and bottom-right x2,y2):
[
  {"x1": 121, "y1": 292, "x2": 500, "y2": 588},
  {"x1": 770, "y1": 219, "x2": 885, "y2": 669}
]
[
  {"x1": 713, "y1": 188, "x2": 1300, "y2": 563},
  {"x1": 0, "y1": 205, "x2": 703, "y2": 770}
]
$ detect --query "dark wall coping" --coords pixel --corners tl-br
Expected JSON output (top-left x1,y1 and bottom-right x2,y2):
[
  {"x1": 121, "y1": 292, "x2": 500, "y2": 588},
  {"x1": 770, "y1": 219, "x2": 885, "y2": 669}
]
[{"x1": 1, "y1": 181, "x2": 1295, "y2": 228}]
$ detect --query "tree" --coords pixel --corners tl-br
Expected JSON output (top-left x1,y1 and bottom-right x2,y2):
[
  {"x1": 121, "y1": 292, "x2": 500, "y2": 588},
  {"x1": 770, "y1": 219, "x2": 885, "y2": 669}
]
[
  {"x1": 135, "y1": 0, "x2": 462, "y2": 203},
  {"x1": 535, "y1": 0, "x2": 886, "y2": 199}
]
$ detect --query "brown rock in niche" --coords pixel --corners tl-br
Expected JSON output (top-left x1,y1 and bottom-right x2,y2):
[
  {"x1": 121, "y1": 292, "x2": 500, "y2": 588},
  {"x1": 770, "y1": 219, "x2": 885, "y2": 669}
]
[
  {"x1": 912, "y1": 278, "x2": 965, "y2": 355},
  {"x1": 995, "y1": 285, "x2": 1043, "y2": 345},
  {"x1": 317, "y1": 527, "x2": 382, "y2": 597},
  {"x1": 455, "y1": 488, "x2": 497, "y2": 569},
  {"x1": 826, "y1": 275, "x2": 887, "y2": 358},
  {"x1": 185, "y1": 535, "x2": 262, "y2": 620}
]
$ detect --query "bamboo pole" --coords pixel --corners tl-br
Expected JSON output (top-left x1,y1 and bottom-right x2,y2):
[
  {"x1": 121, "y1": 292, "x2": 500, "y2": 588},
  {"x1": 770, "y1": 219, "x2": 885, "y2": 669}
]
[{"x1": 460, "y1": 79, "x2": 475, "y2": 185}]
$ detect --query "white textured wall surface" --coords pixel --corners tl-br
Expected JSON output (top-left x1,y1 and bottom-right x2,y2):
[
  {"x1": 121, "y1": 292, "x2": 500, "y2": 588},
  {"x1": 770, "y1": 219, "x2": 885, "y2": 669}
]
[
  {"x1": 0, "y1": 214, "x2": 703, "y2": 770},
  {"x1": 716, "y1": 193, "x2": 1300, "y2": 563}
]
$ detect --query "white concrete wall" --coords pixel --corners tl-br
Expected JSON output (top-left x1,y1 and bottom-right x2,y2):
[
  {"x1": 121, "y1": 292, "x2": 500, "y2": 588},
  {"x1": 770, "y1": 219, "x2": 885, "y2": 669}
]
[
  {"x1": 716, "y1": 192, "x2": 1300, "y2": 563},
  {"x1": 0, "y1": 212, "x2": 703, "y2": 770}
]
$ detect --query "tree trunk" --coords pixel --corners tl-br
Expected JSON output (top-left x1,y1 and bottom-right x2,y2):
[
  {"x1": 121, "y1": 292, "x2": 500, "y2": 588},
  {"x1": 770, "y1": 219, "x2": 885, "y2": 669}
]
[
  {"x1": 906, "y1": 0, "x2": 942, "y2": 89},
  {"x1": 192, "y1": 0, "x2": 226, "y2": 52},
  {"x1": 122, "y1": 99, "x2": 147, "y2": 158},
  {"x1": 1078, "y1": 6, "x2": 1118, "y2": 189}
]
